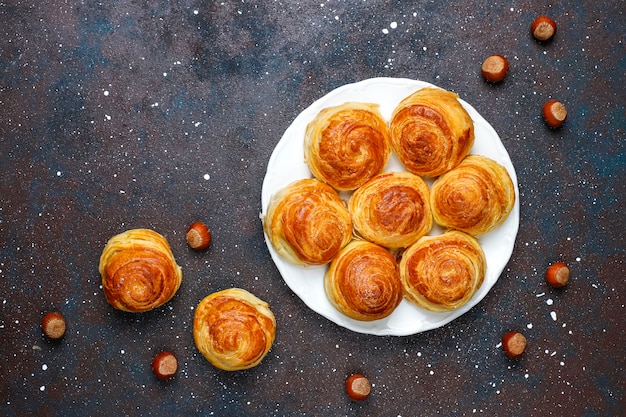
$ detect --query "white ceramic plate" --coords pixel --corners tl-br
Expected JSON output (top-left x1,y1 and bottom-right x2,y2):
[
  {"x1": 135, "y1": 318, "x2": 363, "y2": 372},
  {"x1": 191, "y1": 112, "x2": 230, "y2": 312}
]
[{"x1": 261, "y1": 78, "x2": 519, "y2": 336}]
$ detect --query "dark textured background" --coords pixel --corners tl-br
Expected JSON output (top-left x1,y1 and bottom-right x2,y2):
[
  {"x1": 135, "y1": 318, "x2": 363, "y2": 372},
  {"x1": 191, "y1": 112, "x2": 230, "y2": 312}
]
[{"x1": 1, "y1": 1, "x2": 624, "y2": 416}]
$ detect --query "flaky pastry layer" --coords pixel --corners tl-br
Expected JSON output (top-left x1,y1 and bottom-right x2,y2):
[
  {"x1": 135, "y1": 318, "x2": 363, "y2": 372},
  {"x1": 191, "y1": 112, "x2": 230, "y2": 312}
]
[
  {"x1": 304, "y1": 102, "x2": 391, "y2": 191},
  {"x1": 193, "y1": 288, "x2": 276, "y2": 371},
  {"x1": 99, "y1": 228, "x2": 182, "y2": 312},
  {"x1": 399, "y1": 230, "x2": 486, "y2": 312}
]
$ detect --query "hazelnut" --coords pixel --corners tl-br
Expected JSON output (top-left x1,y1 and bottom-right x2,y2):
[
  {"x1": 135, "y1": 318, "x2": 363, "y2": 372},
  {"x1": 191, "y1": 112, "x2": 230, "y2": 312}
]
[
  {"x1": 481, "y1": 54, "x2": 509, "y2": 83},
  {"x1": 186, "y1": 221, "x2": 212, "y2": 250},
  {"x1": 346, "y1": 374, "x2": 371, "y2": 401},
  {"x1": 546, "y1": 262, "x2": 570, "y2": 288},
  {"x1": 531, "y1": 16, "x2": 557, "y2": 41},
  {"x1": 502, "y1": 331, "x2": 527, "y2": 358},
  {"x1": 152, "y1": 351, "x2": 178, "y2": 380},
  {"x1": 41, "y1": 312, "x2": 66, "y2": 340},
  {"x1": 542, "y1": 100, "x2": 567, "y2": 128}
]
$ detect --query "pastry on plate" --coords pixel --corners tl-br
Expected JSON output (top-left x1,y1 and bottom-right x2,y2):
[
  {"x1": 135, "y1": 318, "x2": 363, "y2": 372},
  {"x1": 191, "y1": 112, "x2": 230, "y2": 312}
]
[
  {"x1": 325, "y1": 240, "x2": 403, "y2": 321},
  {"x1": 304, "y1": 102, "x2": 391, "y2": 191},
  {"x1": 348, "y1": 171, "x2": 433, "y2": 249},
  {"x1": 399, "y1": 230, "x2": 486, "y2": 312},
  {"x1": 430, "y1": 154, "x2": 515, "y2": 237},
  {"x1": 99, "y1": 228, "x2": 183, "y2": 312},
  {"x1": 193, "y1": 288, "x2": 276, "y2": 371},
  {"x1": 263, "y1": 178, "x2": 353, "y2": 266},
  {"x1": 389, "y1": 87, "x2": 474, "y2": 177}
]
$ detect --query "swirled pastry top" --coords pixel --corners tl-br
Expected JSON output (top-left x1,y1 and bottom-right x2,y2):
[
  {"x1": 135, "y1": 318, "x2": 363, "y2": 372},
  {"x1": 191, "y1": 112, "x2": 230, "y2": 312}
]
[
  {"x1": 431, "y1": 155, "x2": 515, "y2": 237},
  {"x1": 399, "y1": 230, "x2": 486, "y2": 312},
  {"x1": 390, "y1": 87, "x2": 474, "y2": 177},
  {"x1": 99, "y1": 228, "x2": 183, "y2": 312},
  {"x1": 325, "y1": 240, "x2": 403, "y2": 321},
  {"x1": 304, "y1": 102, "x2": 391, "y2": 191},
  {"x1": 263, "y1": 178, "x2": 353, "y2": 266},
  {"x1": 193, "y1": 288, "x2": 276, "y2": 371},
  {"x1": 349, "y1": 171, "x2": 433, "y2": 249}
]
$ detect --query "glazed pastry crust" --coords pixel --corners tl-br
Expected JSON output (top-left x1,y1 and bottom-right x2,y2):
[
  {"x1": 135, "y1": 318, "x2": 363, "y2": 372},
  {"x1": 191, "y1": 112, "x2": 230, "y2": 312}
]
[
  {"x1": 399, "y1": 230, "x2": 486, "y2": 312},
  {"x1": 99, "y1": 229, "x2": 183, "y2": 312},
  {"x1": 304, "y1": 102, "x2": 391, "y2": 191},
  {"x1": 431, "y1": 155, "x2": 515, "y2": 237},
  {"x1": 349, "y1": 171, "x2": 433, "y2": 249},
  {"x1": 263, "y1": 179, "x2": 353, "y2": 266},
  {"x1": 193, "y1": 288, "x2": 276, "y2": 371},
  {"x1": 390, "y1": 87, "x2": 474, "y2": 177},
  {"x1": 325, "y1": 240, "x2": 403, "y2": 321}
]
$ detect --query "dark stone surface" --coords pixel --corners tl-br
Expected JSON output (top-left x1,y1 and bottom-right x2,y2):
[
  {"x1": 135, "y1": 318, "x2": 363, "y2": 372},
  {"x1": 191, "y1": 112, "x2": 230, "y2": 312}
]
[{"x1": 1, "y1": 1, "x2": 624, "y2": 416}]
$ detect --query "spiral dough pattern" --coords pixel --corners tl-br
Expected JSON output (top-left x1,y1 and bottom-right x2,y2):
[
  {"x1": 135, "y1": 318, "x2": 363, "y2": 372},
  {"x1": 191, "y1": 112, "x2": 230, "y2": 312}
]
[
  {"x1": 431, "y1": 155, "x2": 515, "y2": 237},
  {"x1": 325, "y1": 240, "x2": 403, "y2": 321},
  {"x1": 349, "y1": 171, "x2": 433, "y2": 249},
  {"x1": 304, "y1": 102, "x2": 391, "y2": 191},
  {"x1": 263, "y1": 179, "x2": 353, "y2": 266},
  {"x1": 399, "y1": 230, "x2": 486, "y2": 312},
  {"x1": 193, "y1": 288, "x2": 276, "y2": 371},
  {"x1": 390, "y1": 87, "x2": 474, "y2": 177},
  {"x1": 99, "y1": 229, "x2": 183, "y2": 312}
]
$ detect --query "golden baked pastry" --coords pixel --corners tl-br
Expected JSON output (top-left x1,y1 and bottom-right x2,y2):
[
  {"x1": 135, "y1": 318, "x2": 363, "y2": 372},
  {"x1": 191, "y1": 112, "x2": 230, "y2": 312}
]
[
  {"x1": 348, "y1": 171, "x2": 433, "y2": 249},
  {"x1": 193, "y1": 288, "x2": 276, "y2": 371},
  {"x1": 430, "y1": 154, "x2": 515, "y2": 237},
  {"x1": 389, "y1": 87, "x2": 474, "y2": 177},
  {"x1": 263, "y1": 178, "x2": 353, "y2": 266},
  {"x1": 325, "y1": 240, "x2": 403, "y2": 321},
  {"x1": 304, "y1": 102, "x2": 391, "y2": 191},
  {"x1": 99, "y1": 229, "x2": 182, "y2": 312},
  {"x1": 399, "y1": 230, "x2": 486, "y2": 312}
]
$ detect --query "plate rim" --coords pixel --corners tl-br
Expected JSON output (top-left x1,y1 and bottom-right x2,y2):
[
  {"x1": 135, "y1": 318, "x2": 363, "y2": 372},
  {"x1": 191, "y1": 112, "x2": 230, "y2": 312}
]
[{"x1": 261, "y1": 77, "x2": 520, "y2": 336}]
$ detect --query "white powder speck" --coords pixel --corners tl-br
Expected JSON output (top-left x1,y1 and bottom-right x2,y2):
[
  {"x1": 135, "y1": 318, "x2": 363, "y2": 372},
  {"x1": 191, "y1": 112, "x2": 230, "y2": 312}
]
[
  {"x1": 524, "y1": 373, "x2": 529, "y2": 379},
  {"x1": 105, "y1": 114, "x2": 111, "y2": 120},
  {"x1": 42, "y1": 364, "x2": 48, "y2": 371},
  {"x1": 56, "y1": 171, "x2": 62, "y2": 177},
  {"x1": 121, "y1": 349, "x2": 125, "y2": 354},
  {"x1": 576, "y1": 257, "x2": 581, "y2": 262},
  {"x1": 536, "y1": 292, "x2": 545, "y2": 297},
  {"x1": 103, "y1": 90, "x2": 109, "y2": 96},
  {"x1": 527, "y1": 323, "x2": 533, "y2": 329},
  {"x1": 390, "y1": 21, "x2": 398, "y2": 29},
  {"x1": 550, "y1": 311, "x2": 557, "y2": 321},
  {"x1": 429, "y1": 370, "x2": 434, "y2": 375},
  {"x1": 193, "y1": 10, "x2": 198, "y2": 15},
  {"x1": 382, "y1": 28, "x2": 389, "y2": 34},
  {"x1": 40, "y1": 386, "x2": 45, "y2": 391},
  {"x1": 203, "y1": 174, "x2": 210, "y2": 180},
  {"x1": 546, "y1": 299, "x2": 554, "y2": 305}
]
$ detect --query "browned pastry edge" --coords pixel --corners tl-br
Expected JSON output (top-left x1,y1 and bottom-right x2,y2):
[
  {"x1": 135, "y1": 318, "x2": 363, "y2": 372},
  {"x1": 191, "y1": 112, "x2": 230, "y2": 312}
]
[
  {"x1": 193, "y1": 288, "x2": 276, "y2": 371},
  {"x1": 430, "y1": 154, "x2": 516, "y2": 237},
  {"x1": 304, "y1": 102, "x2": 391, "y2": 191},
  {"x1": 99, "y1": 228, "x2": 182, "y2": 312},
  {"x1": 399, "y1": 230, "x2": 486, "y2": 312},
  {"x1": 325, "y1": 239, "x2": 403, "y2": 321},
  {"x1": 390, "y1": 87, "x2": 475, "y2": 177},
  {"x1": 349, "y1": 171, "x2": 433, "y2": 249},
  {"x1": 263, "y1": 178, "x2": 353, "y2": 266}
]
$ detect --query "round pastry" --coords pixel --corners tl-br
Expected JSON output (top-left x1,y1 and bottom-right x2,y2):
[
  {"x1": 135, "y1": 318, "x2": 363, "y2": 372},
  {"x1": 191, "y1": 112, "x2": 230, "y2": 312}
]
[
  {"x1": 325, "y1": 240, "x2": 403, "y2": 321},
  {"x1": 399, "y1": 230, "x2": 486, "y2": 312},
  {"x1": 263, "y1": 178, "x2": 353, "y2": 266},
  {"x1": 389, "y1": 87, "x2": 475, "y2": 177},
  {"x1": 304, "y1": 102, "x2": 391, "y2": 191},
  {"x1": 193, "y1": 288, "x2": 276, "y2": 371},
  {"x1": 99, "y1": 228, "x2": 183, "y2": 312},
  {"x1": 349, "y1": 171, "x2": 433, "y2": 249},
  {"x1": 430, "y1": 154, "x2": 516, "y2": 237}
]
